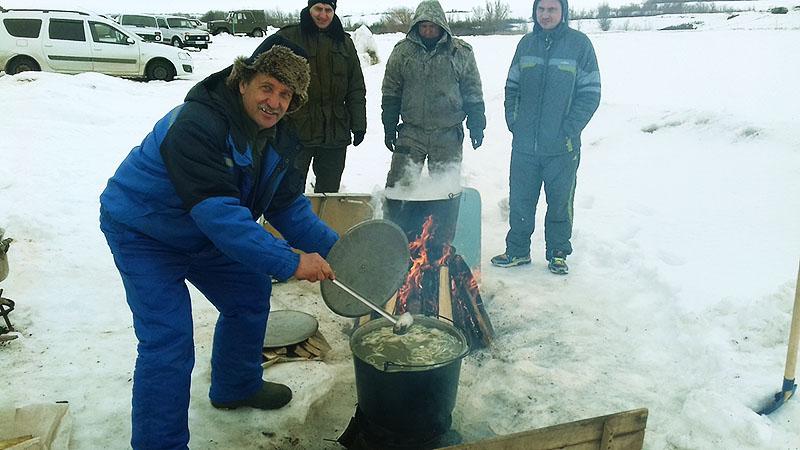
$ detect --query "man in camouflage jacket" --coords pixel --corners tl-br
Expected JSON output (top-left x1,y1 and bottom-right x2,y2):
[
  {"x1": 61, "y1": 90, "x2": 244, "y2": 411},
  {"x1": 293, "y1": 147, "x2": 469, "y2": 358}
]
[
  {"x1": 277, "y1": 0, "x2": 367, "y2": 193},
  {"x1": 492, "y1": 0, "x2": 601, "y2": 275},
  {"x1": 381, "y1": 0, "x2": 485, "y2": 188}
]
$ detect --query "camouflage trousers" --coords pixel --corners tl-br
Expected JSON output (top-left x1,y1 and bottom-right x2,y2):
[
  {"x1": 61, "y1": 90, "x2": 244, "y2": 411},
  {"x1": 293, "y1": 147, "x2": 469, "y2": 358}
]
[{"x1": 385, "y1": 123, "x2": 464, "y2": 188}]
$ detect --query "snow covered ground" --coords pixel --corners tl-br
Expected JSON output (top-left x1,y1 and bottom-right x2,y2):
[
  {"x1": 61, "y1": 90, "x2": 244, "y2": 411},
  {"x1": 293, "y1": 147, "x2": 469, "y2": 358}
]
[{"x1": 2, "y1": 10, "x2": 799, "y2": 449}]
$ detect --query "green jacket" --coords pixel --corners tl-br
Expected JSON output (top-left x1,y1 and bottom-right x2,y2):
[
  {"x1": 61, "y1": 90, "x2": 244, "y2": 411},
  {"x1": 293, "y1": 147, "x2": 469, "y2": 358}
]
[
  {"x1": 381, "y1": 0, "x2": 485, "y2": 133},
  {"x1": 277, "y1": 12, "x2": 367, "y2": 148}
]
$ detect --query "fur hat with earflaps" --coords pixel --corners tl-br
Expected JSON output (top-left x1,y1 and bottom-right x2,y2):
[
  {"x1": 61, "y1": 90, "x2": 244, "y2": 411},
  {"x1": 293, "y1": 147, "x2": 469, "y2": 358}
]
[{"x1": 227, "y1": 35, "x2": 311, "y2": 114}]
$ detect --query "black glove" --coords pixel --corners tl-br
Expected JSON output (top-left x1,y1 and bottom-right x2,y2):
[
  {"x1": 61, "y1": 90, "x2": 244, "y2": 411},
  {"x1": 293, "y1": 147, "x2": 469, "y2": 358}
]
[
  {"x1": 469, "y1": 129, "x2": 484, "y2": 149},
  {"x1": 384, "y1": 131, "x2": 396, "y2": 152},
  {"x1": 352, "y1": 131, "x2": 365, "y2": 146}
]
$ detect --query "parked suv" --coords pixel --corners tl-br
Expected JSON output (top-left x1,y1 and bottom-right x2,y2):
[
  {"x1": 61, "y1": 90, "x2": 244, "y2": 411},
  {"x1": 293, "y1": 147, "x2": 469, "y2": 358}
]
[
  {"x1": 160, "y1": 16, "x2": 211, "y2": 49},
  {"x1": 117, "y1": 13, "x2": 162, "y2": 43},
  {"x1": 207, "y1": 10, "x2": 268, "y2": 37},
  {"x1": 0, "y1": 9, "x2": 193, "y2": 81}
]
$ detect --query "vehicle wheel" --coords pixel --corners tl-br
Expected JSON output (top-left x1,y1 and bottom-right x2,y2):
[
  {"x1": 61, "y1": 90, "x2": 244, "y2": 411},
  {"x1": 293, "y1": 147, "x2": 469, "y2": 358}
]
[
  {"x1": 214, "y1": 28, "x2": 230, "y2": 36},
  {"x1": 251, "y1": 28, "x2": 264, "y2": 38},
  {"x1": 171, "y1": 37, "x2": 183, "y2": 48},
  {"x1": 146, "y1": 60, "x2": 175, "y2": 82},
  {"x1": 6, "y1": 56, "x2": 40, "y2": 75}
]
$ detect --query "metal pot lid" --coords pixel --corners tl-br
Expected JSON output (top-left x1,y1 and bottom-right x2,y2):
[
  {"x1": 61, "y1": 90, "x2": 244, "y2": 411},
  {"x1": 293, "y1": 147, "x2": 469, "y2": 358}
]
[
  {"x1": 263, "y1": 310, "x2": 318, "y2": 348},
  {"x1": 321, "y1": 219, "x2": 410, "y2": 318}
]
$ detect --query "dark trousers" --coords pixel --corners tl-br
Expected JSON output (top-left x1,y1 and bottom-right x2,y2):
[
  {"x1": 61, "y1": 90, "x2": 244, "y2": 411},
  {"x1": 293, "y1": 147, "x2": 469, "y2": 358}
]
[
  {"x1": 295, "y1": 146, "x2": 347, "y2": 193},
  {"x1": 505, "y1": 151, "x2": 580, "y2": 261},
  {"x1": 101, "y1": 215, "x2": 271, "y2": 450}
]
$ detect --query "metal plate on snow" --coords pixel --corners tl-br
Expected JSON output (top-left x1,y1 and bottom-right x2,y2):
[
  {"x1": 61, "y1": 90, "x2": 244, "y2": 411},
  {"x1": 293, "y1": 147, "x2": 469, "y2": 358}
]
[
  {"x1": 263, "y1": 310, "x2": 318, "y2": 348},
  {"x1": 321, "y1": 219, "x2": 410, "y2": 318}
]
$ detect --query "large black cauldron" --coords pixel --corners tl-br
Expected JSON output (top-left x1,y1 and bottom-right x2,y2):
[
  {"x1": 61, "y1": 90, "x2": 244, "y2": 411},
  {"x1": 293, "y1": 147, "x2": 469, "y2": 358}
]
[
  {"x1": 349, "y1": 315, "x2": 469, "y2": 448},
  {"x1": 383, "y1": 192, "x2": 461, "y2": 251}
]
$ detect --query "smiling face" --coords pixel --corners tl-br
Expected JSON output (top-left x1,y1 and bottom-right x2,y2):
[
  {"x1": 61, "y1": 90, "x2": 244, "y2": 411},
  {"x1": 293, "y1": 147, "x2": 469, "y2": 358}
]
[
  {"x1": 310, "y1": 3, "x2": 334, "y2": 30},
  {"x1": 536, "y1": 0, "x2": 563, "y2": 30},
  {"x1": 239, "y1": 73, "x2": 292, "y2": 130}
]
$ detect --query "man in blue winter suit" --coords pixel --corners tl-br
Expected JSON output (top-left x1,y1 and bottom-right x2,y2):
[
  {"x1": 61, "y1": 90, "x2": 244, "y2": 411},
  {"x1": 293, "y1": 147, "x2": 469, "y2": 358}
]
[
  {"x1": 492, "y1": 0, "x2": 601, "y2": 275},
  {"x1": 99, "y1": 35, "x2": 338, "y2": 449}
]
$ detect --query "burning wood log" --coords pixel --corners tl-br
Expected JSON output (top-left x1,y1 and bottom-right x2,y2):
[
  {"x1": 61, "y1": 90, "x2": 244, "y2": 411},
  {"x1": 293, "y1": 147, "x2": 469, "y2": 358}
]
[
  {"x1": 391, "y1": 215, "x2": 494, "y2": 350},
  {"x1": 438, "y1": 265, "x2": 453, "y2": 322}
]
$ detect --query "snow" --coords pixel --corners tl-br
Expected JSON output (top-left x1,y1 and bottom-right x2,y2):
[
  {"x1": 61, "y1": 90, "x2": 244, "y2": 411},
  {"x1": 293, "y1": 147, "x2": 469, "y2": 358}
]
[{"x1": 2, "y1": 10, "x2": 800, "y2": 450}]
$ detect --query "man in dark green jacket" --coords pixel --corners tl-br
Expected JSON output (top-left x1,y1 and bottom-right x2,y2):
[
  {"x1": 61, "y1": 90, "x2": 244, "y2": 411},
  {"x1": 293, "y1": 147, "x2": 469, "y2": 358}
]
[
  {"x1": 277, "y1": 0, "x2": 367, "y2": 193},
  {"x1": 492, "y1": 0, "x2": 601, "y2": 275},
  {"x1": 381, "y1": 0, "x2": 485, "y2": 188}
]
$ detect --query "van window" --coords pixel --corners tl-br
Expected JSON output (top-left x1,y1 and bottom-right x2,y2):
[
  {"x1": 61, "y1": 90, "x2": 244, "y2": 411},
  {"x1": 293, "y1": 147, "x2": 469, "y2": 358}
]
[
  {"x1": 157, "y1": 18, "x2": 168, "y2": 28},
  {"x1": 89, "y1": 22, "x2": 130, "y2": 45},
  {"x1": 49, "y1": 19, "x2": 86, "y2": 41},
  {"x1": 121, "y1": 15, "x2": 156, "y2": 28},
  {"x1": 167, "y1": 18, "x2": 192, "y2": 29},
  {"x1": 3, "y1": 18, "x2": 42, "y2": 38}
]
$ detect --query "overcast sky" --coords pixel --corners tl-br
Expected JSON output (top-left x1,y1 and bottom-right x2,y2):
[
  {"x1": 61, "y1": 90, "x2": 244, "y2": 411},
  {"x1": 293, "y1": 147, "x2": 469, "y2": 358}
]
[{"x1": 2, "y1": 0, "x2": 627, "y2": 18}]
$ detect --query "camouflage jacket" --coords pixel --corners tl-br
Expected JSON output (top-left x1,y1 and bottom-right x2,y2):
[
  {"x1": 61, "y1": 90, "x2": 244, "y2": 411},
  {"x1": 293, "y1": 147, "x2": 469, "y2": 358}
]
[{"x1": 382, "y1": 0, "x2": 485, "y2": 133}]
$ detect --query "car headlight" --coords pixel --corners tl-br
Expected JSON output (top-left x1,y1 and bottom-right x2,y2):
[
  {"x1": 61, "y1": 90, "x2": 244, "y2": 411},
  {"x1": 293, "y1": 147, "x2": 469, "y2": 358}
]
[{"x1": 178, "y1": 52, "x2": 191, "y2": 61}]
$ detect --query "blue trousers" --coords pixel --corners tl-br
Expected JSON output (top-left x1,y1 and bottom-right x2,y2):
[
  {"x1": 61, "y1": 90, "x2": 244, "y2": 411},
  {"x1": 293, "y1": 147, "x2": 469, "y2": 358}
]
[
  {"x1": 101, "y1": 216, "x2": 271, "y2": 449},
  {"x1": 505, "y1": 151, "x2": 580, "y2": 260}
]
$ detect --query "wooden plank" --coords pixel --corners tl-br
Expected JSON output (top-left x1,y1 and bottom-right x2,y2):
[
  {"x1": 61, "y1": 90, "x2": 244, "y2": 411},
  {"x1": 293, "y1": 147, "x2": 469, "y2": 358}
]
[
  {"x1": 292, "y1": 345, "x2": 313, "y2": 358},
  {"x1": 439, "y1": 408, "x2": 648, "y2": 450},
  {"x1": 263, "y1": 194, "x2": 374, "y2": 239},
  {"x1": 312, "y1": 194, "x2": 374, "y2": 236},
  {"x1": 0, "y1": 436, "x2": 40, "y2": 450},
  {"x1": 438, "y1": 266, "x2": 453, "y2": 322},
  {"x1": 307, "y1": 334, "x2": 331, "y2": 355}
]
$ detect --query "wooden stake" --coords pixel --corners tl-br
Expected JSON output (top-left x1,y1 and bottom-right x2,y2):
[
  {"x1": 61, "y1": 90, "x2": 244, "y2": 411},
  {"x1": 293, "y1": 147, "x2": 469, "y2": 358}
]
[{"x1": 438, "y1": 265, "x2": 453, "y2": 322}]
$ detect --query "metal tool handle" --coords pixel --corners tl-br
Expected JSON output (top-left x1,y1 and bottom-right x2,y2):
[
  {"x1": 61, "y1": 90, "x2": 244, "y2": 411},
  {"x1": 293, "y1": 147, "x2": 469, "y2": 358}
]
[{"x1": 331, "y1": 279, "x2": 397, "y2": 325}]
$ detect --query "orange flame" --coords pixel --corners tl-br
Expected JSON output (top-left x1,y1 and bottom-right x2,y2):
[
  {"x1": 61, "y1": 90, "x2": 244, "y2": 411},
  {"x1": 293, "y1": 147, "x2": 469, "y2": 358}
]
[{"x1": 395, "y1": 215, "x2": 453, "y2": 313}]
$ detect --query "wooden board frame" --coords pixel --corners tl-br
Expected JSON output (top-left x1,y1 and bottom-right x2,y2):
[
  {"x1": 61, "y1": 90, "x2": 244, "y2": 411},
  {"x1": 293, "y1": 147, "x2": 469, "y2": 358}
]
[{"x1": 440, "y1": 408, "x2": 648, "y2": 450}]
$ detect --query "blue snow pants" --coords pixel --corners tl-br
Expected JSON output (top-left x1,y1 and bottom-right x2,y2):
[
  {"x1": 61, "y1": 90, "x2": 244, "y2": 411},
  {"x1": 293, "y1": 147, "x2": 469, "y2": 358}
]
[
  {"x1": 505, "y1": 151, "x2": 580, "y2": 261},
  {"x1": 100, "y1": 214, "x2": 271, "y2": 450}
]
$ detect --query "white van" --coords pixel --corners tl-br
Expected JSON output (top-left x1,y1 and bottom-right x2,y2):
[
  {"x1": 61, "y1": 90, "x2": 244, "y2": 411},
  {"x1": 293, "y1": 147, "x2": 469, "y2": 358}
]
[
  {"x1": 161, "y1": 16, "x2": 211, "y2": 49},
  {"x1": 0, "y1": 8, "x2": 193, "y2": 81},
  {"x1": 117, "y1": 13, "x2": 162, "y2": 43}
]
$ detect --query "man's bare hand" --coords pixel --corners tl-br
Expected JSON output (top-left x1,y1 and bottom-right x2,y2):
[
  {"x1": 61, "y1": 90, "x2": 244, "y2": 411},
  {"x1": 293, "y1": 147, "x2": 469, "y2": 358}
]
[{"x1": 294, "y1": 253, "x2": 335, "y2": 282}]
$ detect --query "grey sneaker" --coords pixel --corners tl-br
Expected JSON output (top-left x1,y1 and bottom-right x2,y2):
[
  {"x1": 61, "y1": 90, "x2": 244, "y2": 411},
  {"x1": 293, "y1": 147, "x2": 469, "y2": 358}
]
[{"x1": 491, "y1": 253, "x2": 532, "y2": 268}]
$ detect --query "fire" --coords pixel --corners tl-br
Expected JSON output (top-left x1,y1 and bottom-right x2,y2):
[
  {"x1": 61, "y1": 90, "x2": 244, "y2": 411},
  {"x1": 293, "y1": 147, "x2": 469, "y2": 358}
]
[
  {"x1": 396, "y1": 215, "x2": 453, "y2": 314},
  {"x1": 389, "y1": 213, "x2": 494, "y2": 349}
]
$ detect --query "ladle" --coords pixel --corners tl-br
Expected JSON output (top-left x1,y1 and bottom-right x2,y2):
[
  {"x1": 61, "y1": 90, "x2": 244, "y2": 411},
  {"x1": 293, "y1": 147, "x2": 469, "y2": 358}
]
[{"x1": 331, "y1": 279, "x2": 414, "y2": 335}]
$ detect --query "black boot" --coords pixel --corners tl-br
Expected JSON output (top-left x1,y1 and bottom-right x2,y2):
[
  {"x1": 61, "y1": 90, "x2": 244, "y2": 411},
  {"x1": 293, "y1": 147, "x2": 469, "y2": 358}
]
[{"x1": 211, "y1": 381, "x2": 292, "y2": 410}]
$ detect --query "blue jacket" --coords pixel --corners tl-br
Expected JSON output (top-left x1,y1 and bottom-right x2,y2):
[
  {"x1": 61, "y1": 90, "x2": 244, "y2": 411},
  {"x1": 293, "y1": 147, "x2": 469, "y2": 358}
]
[
  {"x1": 505, "y1": 0, "x2": 601, "y2": 155},
  {"x1": 99, "y1": 66, "x2": 337, "y2": 281}
]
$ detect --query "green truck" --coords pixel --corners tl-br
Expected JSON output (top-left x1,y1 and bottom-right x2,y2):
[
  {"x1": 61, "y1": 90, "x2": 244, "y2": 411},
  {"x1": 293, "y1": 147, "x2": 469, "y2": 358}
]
[{"x1": 207, "y1": 10, "x2": 269, "y2": 37}]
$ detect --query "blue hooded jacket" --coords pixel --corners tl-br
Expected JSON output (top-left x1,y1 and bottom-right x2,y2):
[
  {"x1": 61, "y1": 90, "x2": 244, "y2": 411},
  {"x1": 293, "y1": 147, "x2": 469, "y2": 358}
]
[
  {"x1": 505, "y1": 0, "x2": 601, "y2": 155},
  {"x1": 99, "y1": 53, "x2": 337, "y2": 280}
]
